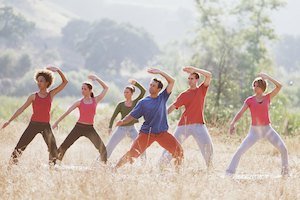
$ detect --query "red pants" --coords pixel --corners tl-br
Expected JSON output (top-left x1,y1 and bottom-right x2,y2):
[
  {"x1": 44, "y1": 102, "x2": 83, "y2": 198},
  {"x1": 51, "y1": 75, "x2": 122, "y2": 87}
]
[{"x1": 127, "y1": 131, "x2": 184, "y2": 164}]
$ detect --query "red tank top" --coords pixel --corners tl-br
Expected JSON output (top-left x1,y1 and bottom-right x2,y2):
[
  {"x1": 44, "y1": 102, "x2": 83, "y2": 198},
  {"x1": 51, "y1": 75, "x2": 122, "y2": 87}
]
[
  {"x1": 78, "y1": 98, "x2": 97, "y2": 124},
  {"x1": 31, "y1": 93, "x2": 52, "y2": 123}
]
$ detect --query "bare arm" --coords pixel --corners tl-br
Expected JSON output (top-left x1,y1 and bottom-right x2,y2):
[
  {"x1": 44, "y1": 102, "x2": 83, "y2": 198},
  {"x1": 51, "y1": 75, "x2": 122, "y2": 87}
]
[
  {"x1": 52, "y1": 101, "x2": 80, "y2": 129},
  {"x1": 167, "y1": 104, "x2": 176, "y2": 114},
  {"x1": 47, "y1": 66, "x2": 68, "y2": 99},
  {"x1": 183, "y1": 66, "x2": 212, "y2": 87},
  {"x1": 88, "y1": 75, "x2": 109, "y2": 103},
  {"x1": 147, "y1": 68, "x2": 175, "y2": 94},
  {"x1": 258, "y1": 72, "x2": 282, "y2": 100},
  {"x1": 115, "y1": 115, "x2": 136, "y2": 127},
  {"x1": 2, "y1": 94, "x2": 34, "y2": 129},
  {"x1": 229, "y1": 103, "x2": 249, "y2": 134}
]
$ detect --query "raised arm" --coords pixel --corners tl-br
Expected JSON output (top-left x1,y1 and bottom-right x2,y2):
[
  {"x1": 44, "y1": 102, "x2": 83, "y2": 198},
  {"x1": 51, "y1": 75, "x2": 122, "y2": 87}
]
[
  {"x1": 183, "y1": 66, "x2": 212, "y2": 87},
  {"x1": 147, "y1": 68, "x2": 175, "y2": 94},
  {"x1": 47, "y1": 66, "x2": 68, "y2": 99},
  {"x1": 258, "y1": 72, "x2": 282, "y2": 100},
  {"x1": 2, "y1": 94, "x2": 34, "y2": 129},
  {"x1": 229, "y1": 103, "x2": 249, "y2": 134},
  {"x1": 88, "y1": 75, "x2": 109, "y2": 103},
  {"x1": 52, "y1": 101, "x2": 80, "y2": 129},
  {"x1": 129, "y1": 79, "x2": 146, "y2": 102}
]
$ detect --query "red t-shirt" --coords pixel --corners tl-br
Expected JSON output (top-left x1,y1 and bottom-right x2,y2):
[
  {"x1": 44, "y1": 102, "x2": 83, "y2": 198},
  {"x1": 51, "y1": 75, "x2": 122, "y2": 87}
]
[
  {"x1": 173, "y1": 84, "x2": 208, "y2": 126},
  {"x1": 31, "y1": 93, "x2": 52, "y2": 123},
  {"x1": 78, "y1": 98, "x2": 97, "y2": 124},
  {"x1": 245, "y1": 94, "x2": 271, "y2": 125}
]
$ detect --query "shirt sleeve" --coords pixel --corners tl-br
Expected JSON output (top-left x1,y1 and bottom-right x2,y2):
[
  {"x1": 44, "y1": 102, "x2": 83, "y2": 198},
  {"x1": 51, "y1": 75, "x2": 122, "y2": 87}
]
[
  {"x1": 173, "y1": 93, "x2": 185, "y2": 109},
  {"x1": 130, "y1": 100, "x2": 144, "y2": 119},
  {"x1": 244, "y1": 96, "x2": 252, "y2": 107},
  {"x1": 199, "y1": 83, "x2": 209, "y2": 96},
  {"x1": 108, "y1": 103, "x2": 121, "y2": 128},
  {"x1": 160, "y1": 88, "x2": 170, "y2": 101},
  {"x1": 133, "y1": 82, "x2": 146, "y2": 103}
]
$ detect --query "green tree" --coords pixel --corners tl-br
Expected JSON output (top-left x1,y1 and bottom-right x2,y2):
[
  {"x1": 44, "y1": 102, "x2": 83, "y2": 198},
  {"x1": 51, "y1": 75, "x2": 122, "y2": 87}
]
[
  {"x1": 62, "y1": 19, "x2": 160, "y2": 75},
  {"x1": 0, "y1": 7, "x2": 35, "y2": 47},
  {"x1": 192, "y1": 0, "x2": 285, "y2": 109}
]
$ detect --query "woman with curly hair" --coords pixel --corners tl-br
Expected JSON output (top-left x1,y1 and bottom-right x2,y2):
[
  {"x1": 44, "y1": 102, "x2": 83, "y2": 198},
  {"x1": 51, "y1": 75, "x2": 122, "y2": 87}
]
[{"x1": 2, "y1": 66, "x2": 68, "y2": 166}]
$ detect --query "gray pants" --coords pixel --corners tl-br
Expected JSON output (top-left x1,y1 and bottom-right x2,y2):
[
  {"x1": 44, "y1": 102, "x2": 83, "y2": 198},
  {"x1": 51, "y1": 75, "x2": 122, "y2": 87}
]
[
  {"x1": 226, "y1": 125, "x2": 289, "y2": 174},
  {"x1": 160, "y1": 124, "x2": 213, "y2": 167},
  {"x1": 106, "y1": 125, "x2": 146, "y2": 158}
]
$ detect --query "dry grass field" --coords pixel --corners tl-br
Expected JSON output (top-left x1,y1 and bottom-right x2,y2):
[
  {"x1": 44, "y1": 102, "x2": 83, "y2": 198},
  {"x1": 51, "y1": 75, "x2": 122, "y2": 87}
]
[{"x1": 1, "y1": 120, "x2": 300, "y2": 200}]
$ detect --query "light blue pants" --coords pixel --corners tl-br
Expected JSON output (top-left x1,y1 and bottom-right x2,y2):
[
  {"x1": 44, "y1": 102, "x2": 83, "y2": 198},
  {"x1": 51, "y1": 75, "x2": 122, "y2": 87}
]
[
  {"x1": 160, "y1": 124, "x2": 213, "y2": 167},
  {"x1": 226, "y1": 125, "x2": 289, "y2": 174},
  {"x1": 106, "y1": 125, "x2": 146, "y2": 159}
]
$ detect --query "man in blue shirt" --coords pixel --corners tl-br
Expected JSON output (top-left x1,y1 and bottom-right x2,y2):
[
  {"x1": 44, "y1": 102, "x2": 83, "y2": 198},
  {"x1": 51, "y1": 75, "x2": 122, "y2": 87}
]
[{"x1": 114, "y1": 68, "x2": 184, "y2": 168}]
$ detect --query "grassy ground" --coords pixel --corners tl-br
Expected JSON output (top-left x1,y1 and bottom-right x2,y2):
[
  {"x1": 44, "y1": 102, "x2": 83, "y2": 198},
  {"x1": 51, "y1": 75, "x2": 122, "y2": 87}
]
[{"x1": 0, "y1": 119, "x2": 299, "y2": 200}]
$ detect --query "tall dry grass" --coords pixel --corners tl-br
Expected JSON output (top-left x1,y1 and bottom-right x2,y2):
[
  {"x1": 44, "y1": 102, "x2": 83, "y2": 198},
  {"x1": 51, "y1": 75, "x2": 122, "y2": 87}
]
[{"x1": 0, "y1": 120, "x2": 299, "y2": 200}]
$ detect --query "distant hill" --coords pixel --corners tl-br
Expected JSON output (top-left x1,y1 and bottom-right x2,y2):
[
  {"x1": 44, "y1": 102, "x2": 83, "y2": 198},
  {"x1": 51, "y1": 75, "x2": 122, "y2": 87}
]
[{"x1": 3, "y1": 0, "x2": 77, "y2": 37}]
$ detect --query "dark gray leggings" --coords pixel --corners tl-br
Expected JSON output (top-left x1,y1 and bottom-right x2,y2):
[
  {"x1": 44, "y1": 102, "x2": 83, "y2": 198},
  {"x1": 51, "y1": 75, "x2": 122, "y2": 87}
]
[
  {"x1": 58, "y1": 123, "x2": 107, "y2": 163},
  {"x1": 10, "y1": 121, "x2": 58, "y2": 165}
]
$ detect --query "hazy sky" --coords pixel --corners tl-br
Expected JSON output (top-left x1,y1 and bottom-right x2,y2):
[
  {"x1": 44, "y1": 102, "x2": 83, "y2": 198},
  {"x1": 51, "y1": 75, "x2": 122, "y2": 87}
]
[{"x1": 49, "y1": 0, "x2": 300, "y2": 42}]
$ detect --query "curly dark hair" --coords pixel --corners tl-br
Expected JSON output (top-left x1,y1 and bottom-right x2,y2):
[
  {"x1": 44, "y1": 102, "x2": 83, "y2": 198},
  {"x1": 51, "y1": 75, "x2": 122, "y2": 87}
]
[{"x1": 35, "y1": 70, "x2": 54, "y2": 88}]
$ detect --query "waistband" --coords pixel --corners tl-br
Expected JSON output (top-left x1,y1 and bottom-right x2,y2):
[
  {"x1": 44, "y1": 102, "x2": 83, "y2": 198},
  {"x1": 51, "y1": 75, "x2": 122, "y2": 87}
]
[
  {"x1": 140, "y1": 131, "x2": 169, "y2": 136},
  {"x1": 75, "y1": 122, "x2": 94, "y2": 127},
  {"x1": 29, "y1": 121, "x2": 50, "y2": 126}
]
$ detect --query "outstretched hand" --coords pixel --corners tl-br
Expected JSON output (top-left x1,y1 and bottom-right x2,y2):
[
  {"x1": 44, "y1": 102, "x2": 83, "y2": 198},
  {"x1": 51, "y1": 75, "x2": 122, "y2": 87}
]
[
  {"x1": 257, "y1": 72, "x2": 269, "y2": 80},
  {"x1": 128, "y1": 79, "x2": 136, "y2": 85},
  {"x1": 52, "y1": 122, "x2": 59, "y2": 129},
  {"x1": 147, "y1": 68, "x2": 161, "y2": 74},
  {"x1": 88, "y1": 75, "x2": 98, "y2": 81},
  {"x1": 115, "y1": 120, "x2": 123, "y2": 127},
  {"x1": 2, "y1": 121, "x2": 10, "y2": 129},
  {"x1": 46, "y1": 66, "x2": 59, "y2": 72},
  {"x1": 229, "y1": 124, "x2": 235, "y2": 135},
  {"x1": 183, "y1": 66, "x2": 195, "y2": 74}
]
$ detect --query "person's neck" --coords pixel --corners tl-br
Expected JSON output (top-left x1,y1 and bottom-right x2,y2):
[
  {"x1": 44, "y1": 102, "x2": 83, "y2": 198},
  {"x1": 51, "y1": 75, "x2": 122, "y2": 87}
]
[
  {"x1": 255, "y1": 93, "x2": 263, "y2": 98},
  {"x1": 125, "y1": 98, "x2": 132, "y2": 102},
  {"x1": 189, "y1": 85, "x2": 197, "y2": 90},
  {"x1": 38, "y1": 89, "x2": 47, "y2": 94},
  {"x1": 150, "y1": 93, "x2": 158, "y2": 98},
  {"x1": 83, "y1": 95, "x2": 91, "y2": 99}
]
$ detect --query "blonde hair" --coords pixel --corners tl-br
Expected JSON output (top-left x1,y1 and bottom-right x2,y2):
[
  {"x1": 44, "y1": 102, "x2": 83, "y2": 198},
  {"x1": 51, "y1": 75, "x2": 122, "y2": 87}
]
[{"x1": 252, "y1": 78, "x2": 267, "y2": 92}]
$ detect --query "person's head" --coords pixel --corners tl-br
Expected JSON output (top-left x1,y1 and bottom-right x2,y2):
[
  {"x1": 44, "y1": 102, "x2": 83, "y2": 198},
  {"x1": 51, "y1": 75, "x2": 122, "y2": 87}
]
[
  {"x1": 35, "y1": 70, "x2": 54, "y2": 90},
  {"x1": 252, "y1": 78, "x2": 267, "y2": 95},
  {"x1": 188, "y1": 72, "x2": 200, "y2": 87},
  {"x1": 82, "y1": 82, "x2": 94, "y2": 97},
  {"x1": 149, "y1": 78, "x2": 163, "y2": 95},
  {"x1": 124, "y1": 85, "x2": 135, "y2": 99}
]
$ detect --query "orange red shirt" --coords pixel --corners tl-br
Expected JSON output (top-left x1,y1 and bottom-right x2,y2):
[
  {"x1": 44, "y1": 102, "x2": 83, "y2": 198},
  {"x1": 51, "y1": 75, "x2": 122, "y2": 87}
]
[
  {"x1": 31, "y1": 93, "x2": 52, "y2": 123},
  {"x1": 173, "y1": 84, "x2": 208, "y2": 126},
  {"x1": 78, "y1": 98, "x2": 97, "y2": 124},
  {"x1": 245, "y1": 94, "x2": 271, "y2": 126}
]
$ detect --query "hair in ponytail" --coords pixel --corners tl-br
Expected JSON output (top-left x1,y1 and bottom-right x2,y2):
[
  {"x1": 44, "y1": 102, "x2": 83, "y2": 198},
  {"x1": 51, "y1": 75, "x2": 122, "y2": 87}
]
[
  {"x1": 83, "y1": 82, "x2": 94, "y2": 97},
  {"x1": 125, "y1": 85, "x2": 135, "y2": 93}
]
